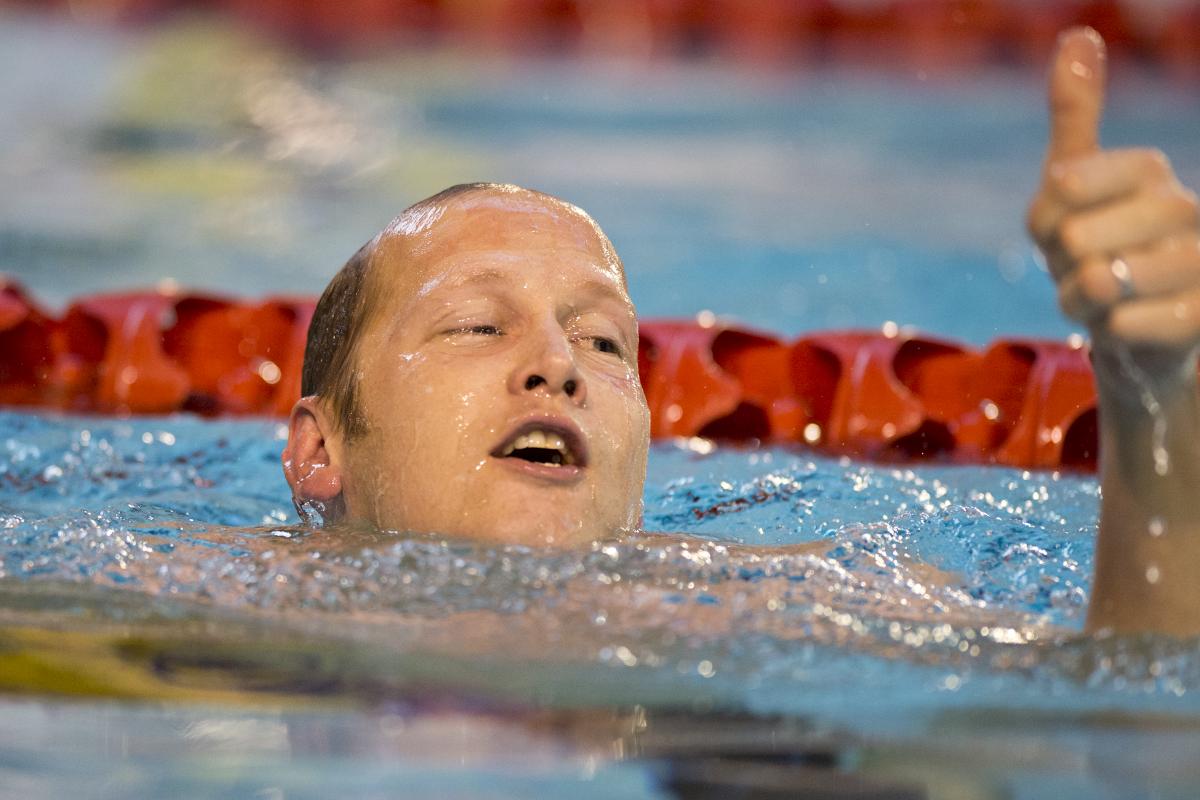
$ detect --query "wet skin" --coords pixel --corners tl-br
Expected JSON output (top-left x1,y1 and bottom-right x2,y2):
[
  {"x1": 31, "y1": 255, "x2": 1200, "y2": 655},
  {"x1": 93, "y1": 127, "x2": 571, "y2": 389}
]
[
  {"x1": 285, "y1": 188, "x2": 650, "y2": 548},
  {"x1": 281, "y1": 29, "x2": 1200, "y2": 635}
]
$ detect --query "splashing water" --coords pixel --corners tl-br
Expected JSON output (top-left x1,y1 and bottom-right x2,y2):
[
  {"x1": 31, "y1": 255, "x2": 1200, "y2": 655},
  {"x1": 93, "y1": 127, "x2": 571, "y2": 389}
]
[{"x1": 3, "y1": 409, "x2": 1199, "y2": 722}]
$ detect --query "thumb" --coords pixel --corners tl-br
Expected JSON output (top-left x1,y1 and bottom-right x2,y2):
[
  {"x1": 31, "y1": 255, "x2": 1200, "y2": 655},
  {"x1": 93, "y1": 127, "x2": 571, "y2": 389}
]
[{"x1": 1046, "y1": 27, "x2": 1107, "y2": 162}]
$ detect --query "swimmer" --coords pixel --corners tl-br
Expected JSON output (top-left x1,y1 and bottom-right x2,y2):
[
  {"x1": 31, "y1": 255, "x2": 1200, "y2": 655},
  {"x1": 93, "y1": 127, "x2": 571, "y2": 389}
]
[{"x1": 282, "y1": 29, "x2": 1200, "y2": 637}]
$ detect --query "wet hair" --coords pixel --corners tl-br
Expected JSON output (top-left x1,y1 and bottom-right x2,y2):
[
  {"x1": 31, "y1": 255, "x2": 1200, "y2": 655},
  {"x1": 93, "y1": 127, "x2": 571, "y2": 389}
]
[
  {"x1": 300, "y1": 183, "x2": 520, "y2": 437},
  {"x1": 300, "y1": 240, "x2": 372, "y2": 437}
]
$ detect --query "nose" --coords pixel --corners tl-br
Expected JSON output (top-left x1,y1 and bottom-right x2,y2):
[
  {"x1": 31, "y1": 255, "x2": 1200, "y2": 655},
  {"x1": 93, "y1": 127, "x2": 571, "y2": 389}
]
[{"x1": 509, "y1": 322, "x2": 587, "y2": 405}]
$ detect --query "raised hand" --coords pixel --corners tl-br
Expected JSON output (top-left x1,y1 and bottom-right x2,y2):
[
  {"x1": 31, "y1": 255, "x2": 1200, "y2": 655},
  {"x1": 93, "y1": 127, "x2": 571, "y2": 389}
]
[
  {"x1": 1027, "y1": 28, "x2": 1200, "y2": 356},
  {"x1": 1026, "y1": 29, "x2": 1200, "y2": 638}
]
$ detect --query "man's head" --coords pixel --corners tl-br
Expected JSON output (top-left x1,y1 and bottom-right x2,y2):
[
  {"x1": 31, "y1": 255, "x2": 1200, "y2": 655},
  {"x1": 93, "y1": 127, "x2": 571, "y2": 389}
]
[{"x1": 282, "y1": 183, "x2": 650, "y2": 547}]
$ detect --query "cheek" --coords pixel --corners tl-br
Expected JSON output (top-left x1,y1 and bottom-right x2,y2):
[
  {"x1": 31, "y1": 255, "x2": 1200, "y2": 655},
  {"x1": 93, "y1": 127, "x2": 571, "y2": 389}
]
[
  {"x1": 390, "y1": 356, "x2": 506, "y2": 464},
  {"x1": 594, "y1": 364, "x2": 650, "y2": 440},
  {"x1": 590, "y1": 366, "x2": 650, "y2": 505},
  {"x1": 590, "y1": 359, "x2": 642, "y2": 397}
]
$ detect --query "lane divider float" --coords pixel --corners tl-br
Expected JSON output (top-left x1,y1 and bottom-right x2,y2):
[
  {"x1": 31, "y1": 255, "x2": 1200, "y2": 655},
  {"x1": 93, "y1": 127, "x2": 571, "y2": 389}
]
[{"x1": 1, "y1": 281, "x2": 1101, "y2": 470}]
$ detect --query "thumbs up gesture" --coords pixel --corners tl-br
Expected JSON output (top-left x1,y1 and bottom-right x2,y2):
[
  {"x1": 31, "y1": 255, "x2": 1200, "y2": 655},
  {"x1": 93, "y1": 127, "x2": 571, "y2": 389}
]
[
  {"x1": 1027, "y1": 28, "x2": 1200, "y2": 357},
  {"x1": 1030, "y1": 31, "x2": 1200, "y2": 639}
]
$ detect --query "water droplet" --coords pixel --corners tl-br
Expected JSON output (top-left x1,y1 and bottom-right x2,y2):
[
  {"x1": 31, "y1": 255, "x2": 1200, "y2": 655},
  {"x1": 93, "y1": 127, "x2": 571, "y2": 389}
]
[
  {"x1": 297, "y1": 499, "x2": 327, "y2": 526},
  {"x1": 1111, "y1": 344, "x2": 1171, "y2": 479},
  {"x1": 1154, "y1": 446, "x2": 1170, "y2": 476}
]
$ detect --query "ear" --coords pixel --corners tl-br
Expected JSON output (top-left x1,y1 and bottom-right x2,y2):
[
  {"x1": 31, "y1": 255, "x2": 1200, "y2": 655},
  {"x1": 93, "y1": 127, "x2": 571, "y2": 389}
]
[{"x1": 281, "y1": 396, "x2": 345, "y2": 507}]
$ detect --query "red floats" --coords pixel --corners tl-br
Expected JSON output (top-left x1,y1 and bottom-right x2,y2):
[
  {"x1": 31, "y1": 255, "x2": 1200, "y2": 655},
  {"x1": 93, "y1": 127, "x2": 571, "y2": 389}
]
[
  {"x1": 984, "y1": 339, "x2": 1097, "y2": 470},
  {"x1": 0, "y1": 283, "x2": 59, "y2": 407},
  {"x1": 640, "y1": 320, "x2": 800, "y2": 441},
  {"x1": 0, "y1": 281, "x2": 1113, "y2": 471},
  {"x1": 0, "y1": 281, "x2": 314, "y2": 418},
  {"x1": 637, "y1": 314, "x2": 1101, "y2": 470},
  {"x1": 26, "y1": 1, "x2": 1200, "y2": 80}
]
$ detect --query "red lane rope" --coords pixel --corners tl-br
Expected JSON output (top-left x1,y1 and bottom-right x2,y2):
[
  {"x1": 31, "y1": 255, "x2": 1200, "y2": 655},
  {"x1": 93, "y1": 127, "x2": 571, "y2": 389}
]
[
  {"x1": 1, "y1": 281, "x2": 1103, "y2": 470},
  {"x1": 23, "y1": 1, "x2": 1200, "y2": 79}
]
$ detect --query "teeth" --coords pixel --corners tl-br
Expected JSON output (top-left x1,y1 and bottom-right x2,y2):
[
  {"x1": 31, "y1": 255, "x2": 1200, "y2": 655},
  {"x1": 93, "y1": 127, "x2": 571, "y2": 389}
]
[{"x1": 500, "y1": 429, "x2": 575, "y2": 465}]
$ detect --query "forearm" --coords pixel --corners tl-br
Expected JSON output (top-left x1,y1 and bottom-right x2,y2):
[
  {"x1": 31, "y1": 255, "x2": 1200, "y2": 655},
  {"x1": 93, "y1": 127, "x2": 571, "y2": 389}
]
[
  {"x1": 1087, "y1": 344, "x2": 1200, "y2": 635},
  {"x1": 1025, "y1": 27, "x2": 1200, "y2": 636}
]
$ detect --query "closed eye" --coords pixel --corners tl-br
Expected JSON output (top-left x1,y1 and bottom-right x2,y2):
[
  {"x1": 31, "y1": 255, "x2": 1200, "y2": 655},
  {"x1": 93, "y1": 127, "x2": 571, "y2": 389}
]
[
  {"x1": 591, "y1": 336, "x2": 622, "y2": 356},
  {"x1": 450, "y1": 324, "x2": 502, "y2": 336}
]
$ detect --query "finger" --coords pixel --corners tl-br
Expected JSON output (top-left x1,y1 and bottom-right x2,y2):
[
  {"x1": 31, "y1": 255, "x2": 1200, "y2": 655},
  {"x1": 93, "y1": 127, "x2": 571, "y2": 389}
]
[
  {"x1": 1048, "y1": 148, "x2": 1172, "y2": 208},
  {"x1": 1027, "y1": 190, "x2": 1066, "y2": 246},
  {"x1": 1059, "y1": 234, "x2": 1200, "y2": 321},
  {"x1": 1046, "y1": 27, "x2": 1107, "y2": 162},
  {"x1": 1107, "y1": 287, "x2": 1200, "y2": 348},
  {"x1": 1058, "y1": 185, "x2": 1199, "y2": 260}
]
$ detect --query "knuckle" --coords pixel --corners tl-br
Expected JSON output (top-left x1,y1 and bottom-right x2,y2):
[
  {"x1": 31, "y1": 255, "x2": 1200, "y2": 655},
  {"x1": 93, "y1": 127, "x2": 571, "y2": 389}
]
[
  {"x1": 1046, "y1": 164, "x2": 1076, "y2": 200},
  {"x1": 1179, "y1": 188, "x2": 1200, "y2": 222},
  {"x1": 1142, "y1": 147, "x2": 1172, "y2": 179},
  {"x1": 1167, "y1": 299, "x2": 1198, "y2": 339},
  {"x1": 1178, "y1": 234, "x2": 1200, "y2": 259},
  {"x1": 1078, "y1": 259, "x2": 1113, "y2": 304},
  {"x1": 1058, "y1": 218, "x2": 1088, "y2": 258},
  {"x1": 1026, "y1": 195, "x2": 1056, "y2": 241},
  {"x1": 1161, "y1": 185, "x2": 1200, "y2": 226}
]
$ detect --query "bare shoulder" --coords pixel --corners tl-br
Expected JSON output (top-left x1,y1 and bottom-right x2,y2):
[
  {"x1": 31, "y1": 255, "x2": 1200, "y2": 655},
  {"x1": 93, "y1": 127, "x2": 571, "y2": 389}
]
[{"x1": 629, "y1": 530, "x2": 834, "y2": 559}]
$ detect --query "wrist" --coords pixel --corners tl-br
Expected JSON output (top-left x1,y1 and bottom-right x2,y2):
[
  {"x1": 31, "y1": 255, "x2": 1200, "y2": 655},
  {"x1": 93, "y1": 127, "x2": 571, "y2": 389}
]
[{"x1": 1088, "y1": 335, "x2": 1199, "y2": 410}]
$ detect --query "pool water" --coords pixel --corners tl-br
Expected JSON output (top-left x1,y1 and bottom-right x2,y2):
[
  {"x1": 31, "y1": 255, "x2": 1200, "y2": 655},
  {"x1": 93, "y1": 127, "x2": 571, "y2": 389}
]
[
  {"x1": 5, "y1": 411, "x2": 1200, "y2": 798},
  {"x1": 4, "y1": 11, "x2": 1200, "y2": 800}
]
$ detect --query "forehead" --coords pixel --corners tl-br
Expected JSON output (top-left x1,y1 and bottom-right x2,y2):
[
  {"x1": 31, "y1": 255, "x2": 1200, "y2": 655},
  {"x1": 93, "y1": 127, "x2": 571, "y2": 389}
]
[{"x1": 371, "y1": 190, "x2": 628, "y2": 306}]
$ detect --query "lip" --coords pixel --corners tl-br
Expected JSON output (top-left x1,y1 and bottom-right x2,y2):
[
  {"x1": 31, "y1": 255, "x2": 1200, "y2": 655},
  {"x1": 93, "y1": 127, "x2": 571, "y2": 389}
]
[{"x1": 489, "y1": 414, "x2": 589, "y2": 484}]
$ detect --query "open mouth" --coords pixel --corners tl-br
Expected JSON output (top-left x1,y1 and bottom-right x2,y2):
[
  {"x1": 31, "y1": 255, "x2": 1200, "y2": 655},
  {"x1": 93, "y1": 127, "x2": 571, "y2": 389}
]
[{"x1": 491, "y1": 422, "x2": 587, "y2": 469}]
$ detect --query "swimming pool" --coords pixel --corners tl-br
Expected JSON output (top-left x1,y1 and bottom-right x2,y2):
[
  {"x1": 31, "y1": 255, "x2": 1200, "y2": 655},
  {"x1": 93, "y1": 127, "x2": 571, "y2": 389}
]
[{"x1": 4, "y1": 12, "x2": 1200, "y2": 799}]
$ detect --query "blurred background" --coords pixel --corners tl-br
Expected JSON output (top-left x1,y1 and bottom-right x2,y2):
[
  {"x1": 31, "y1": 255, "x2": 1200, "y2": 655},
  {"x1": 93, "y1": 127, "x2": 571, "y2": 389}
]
[{"x1": 2, "y1": 0, "x2": 1199, "y2": 341}]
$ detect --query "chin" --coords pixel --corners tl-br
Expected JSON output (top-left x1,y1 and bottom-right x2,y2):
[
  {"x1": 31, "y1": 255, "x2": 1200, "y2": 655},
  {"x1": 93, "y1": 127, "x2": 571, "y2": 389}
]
[{"x1": 469, "y1": 509, "x2": 616, "y2": 550}]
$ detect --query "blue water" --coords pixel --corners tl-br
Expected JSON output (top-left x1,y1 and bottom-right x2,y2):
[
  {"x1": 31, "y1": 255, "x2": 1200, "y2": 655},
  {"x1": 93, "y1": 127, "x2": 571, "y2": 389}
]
[
  {"x1": 4, "y1": 11, "x2": 1200, "y2": 800},
  {"x1": 4, "y1": 410, "x2": 1200, "y2": 797}
]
